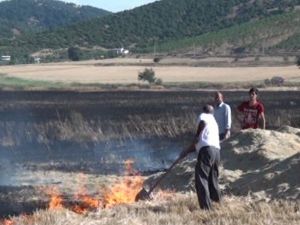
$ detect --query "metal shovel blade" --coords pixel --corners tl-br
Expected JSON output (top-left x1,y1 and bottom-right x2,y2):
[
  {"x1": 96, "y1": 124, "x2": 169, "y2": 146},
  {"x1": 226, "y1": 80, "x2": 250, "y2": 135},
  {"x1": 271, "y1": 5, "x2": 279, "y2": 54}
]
[{"x1": 135, "y1": 155, "x2": 184, "y2": 202}]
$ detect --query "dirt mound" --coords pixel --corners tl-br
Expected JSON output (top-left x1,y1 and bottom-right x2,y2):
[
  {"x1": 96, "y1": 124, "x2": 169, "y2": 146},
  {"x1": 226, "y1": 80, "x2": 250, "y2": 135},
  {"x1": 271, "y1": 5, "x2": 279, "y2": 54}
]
[{"x1": 146, "y1": 126, "x2": 300, "y2": 200}]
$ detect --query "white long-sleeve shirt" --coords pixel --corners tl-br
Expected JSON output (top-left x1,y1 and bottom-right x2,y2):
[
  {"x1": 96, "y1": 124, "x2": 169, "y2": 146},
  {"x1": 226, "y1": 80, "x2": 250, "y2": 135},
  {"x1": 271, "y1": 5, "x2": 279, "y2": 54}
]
[{"x1": 214, "y1": 102, "x2": 231, "y2": 135}]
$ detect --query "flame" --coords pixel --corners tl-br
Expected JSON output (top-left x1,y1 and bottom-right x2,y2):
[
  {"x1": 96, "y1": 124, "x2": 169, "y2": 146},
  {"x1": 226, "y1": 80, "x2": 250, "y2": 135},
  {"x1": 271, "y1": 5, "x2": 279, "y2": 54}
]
[
  {"x1": 103, "y1": 160, "x2": 144, "y2": 208},
  {"x1": 1, "y1": 214, "x2": 36, "y2": 225},
  {"x1": 72, "y1": 191, "x2": 101, "y2": 213},
  {"x1": 2, "y1": 219, "x2": 13, "y2": 225},
  {"x1": 72, "y1": 194, "x2": 100, "y2": 214},
  {"x1": 46, "y1": 187, "x2": 63, "y2": 210},
  {"x1": 71, "y1": 173, "x2": 101, "y2": 214},
  {"x1": 40, "y1": 159, "x2": 144, "y2": 213},
  {"x1": 104, "y1": 176, "x2": 144, "y2": 208}
]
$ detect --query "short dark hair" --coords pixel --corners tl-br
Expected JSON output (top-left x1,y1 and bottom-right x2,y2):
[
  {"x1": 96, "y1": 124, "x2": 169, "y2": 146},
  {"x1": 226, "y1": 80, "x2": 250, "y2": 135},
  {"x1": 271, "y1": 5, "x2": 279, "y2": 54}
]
[
  {"x1": 203, "y1": 104, "x2": 214, "y2": 114},
  {"x1": 249, "y1": 87, "x2": 259, "y2": 95}
]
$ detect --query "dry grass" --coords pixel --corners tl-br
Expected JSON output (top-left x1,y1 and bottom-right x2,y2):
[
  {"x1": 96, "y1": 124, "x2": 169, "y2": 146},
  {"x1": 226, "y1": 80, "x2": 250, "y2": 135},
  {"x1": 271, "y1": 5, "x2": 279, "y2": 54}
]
[
  {"x1": 1, "y1": 60, "x2": 299, "y2": 84},
  {"x1": 0, "y1": 112, "x2": 196, "y2": 147},
  {"x1": 3, "y1": 194, "x2": 300, "y2": 225}
]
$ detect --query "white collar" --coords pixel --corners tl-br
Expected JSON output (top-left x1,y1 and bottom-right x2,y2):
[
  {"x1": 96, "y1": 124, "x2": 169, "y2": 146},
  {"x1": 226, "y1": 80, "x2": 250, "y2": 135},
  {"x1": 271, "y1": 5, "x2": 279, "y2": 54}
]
[{"x1": 217, "y1": 102, "x2": 224, "y2": 107}]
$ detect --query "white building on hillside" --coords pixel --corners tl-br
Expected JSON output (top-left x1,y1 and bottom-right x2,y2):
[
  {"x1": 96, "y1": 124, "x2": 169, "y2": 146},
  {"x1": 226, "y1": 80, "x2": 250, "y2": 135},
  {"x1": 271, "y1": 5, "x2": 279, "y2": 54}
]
[
  {"x1": 112, "y1": 48, "x2": 129, "y2": 55},
  {"x1": 1, "y1": 55, "x2": 11, "y2": 61},
  {"x1": 34, "y1": 57, "x2": 41, "y2": 64}
]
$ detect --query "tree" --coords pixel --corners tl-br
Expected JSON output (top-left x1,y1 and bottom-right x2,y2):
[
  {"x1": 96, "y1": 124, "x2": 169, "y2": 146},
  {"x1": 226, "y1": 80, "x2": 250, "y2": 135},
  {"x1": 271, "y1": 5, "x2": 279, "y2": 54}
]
[
  {"x1": 138, "y1": 68, "x2": 156, "y2": 84},
  {"x1": 68, "y1": 47, "x2": 81, "y2": 61},
  {"x1": 153, "y1": 57, "x2": 161, "y2": 63},
  {"x1": 297, "y1": 55, "x2": 300, "y2": 68}
]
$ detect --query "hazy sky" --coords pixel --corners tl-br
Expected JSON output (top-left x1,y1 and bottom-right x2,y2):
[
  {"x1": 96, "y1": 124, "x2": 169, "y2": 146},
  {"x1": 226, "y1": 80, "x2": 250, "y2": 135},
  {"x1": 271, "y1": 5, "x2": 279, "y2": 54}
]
[
  {"x1": 0, "y1": 0, "x2": 158, "y2": 12},
  {"x1": 63, "y1": 0, "x2": 158, "y2": 12}
]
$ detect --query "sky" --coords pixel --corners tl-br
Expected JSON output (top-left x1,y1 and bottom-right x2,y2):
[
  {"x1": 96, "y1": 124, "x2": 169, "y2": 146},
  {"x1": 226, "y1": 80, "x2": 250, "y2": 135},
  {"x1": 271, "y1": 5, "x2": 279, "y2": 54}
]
[{"x1": 63, "y1": 0, "x2": 158, "y2": 12}]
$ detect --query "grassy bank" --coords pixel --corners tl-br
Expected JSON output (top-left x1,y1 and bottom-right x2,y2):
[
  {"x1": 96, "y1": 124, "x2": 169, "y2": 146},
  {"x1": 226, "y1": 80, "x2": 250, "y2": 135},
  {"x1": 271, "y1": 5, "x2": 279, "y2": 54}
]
[{"x1": 0, "y1": 74, "x2": 65, "y2": 90}]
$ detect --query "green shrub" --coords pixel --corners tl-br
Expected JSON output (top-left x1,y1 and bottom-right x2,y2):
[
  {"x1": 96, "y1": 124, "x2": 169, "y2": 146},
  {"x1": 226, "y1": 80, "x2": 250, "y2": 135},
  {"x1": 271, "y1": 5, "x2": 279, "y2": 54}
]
[
  {"x1": 153, "y1": 57, "x2": 161, "y2": 63},
  {"x1": 296, "y1": 55, "x2": 300, "y2": 68},
  {"x1": 271, "y1": 76, "x2": 284, "y2": 86},
  {"x1": 155, "y1": 78, "x2": 163, "y2": 85},
  {"x1": 138, "y1": 68, "x2": 156, "y2": 84},
  {"x1": 68, "y1": 47, "x2": 81, "y2": 61}
]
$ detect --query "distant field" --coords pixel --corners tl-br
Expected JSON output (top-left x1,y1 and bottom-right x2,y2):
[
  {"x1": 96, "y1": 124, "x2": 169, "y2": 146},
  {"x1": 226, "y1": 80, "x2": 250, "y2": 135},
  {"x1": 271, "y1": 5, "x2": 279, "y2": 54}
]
[{"x1": 1, "y1": 58, "x2": 299, "y2": 84}]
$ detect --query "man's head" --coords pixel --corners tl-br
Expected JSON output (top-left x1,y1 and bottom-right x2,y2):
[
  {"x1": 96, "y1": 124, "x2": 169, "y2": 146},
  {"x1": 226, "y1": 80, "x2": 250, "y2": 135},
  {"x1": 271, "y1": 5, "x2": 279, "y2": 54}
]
[
  {"x1": 214, "y1": 91, "x2": 224, "y2": 105},
  {"x1": 203, "y1": 104, "x2": 214, "y2": 114},
  {"x1": 249, "y1": 87, "x2": 259, "y2": 101}
]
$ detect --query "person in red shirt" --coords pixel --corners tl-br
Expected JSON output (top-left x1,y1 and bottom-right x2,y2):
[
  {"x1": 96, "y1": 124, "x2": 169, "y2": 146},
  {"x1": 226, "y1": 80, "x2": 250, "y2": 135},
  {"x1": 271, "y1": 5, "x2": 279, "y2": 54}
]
[{"x1": 237, "y1": 87, "x2": 266, "y2": 129}]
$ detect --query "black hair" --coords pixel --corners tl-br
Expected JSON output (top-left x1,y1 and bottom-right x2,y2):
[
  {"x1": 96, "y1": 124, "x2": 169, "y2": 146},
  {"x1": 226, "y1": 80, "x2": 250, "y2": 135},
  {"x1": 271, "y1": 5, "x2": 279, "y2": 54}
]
[
  {"x1": 249, "y1": 87, "x2": 259, "y2": 95},
  {"x1": 203, "y1": 104, "x2": 214, "y2": 114}
]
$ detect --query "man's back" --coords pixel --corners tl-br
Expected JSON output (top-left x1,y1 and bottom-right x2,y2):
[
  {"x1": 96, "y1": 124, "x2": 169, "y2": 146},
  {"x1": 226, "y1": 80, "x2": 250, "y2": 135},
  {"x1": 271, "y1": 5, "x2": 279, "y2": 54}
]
[{"x1": 196, "y1": 113, "x2": 220, "y2": 151}]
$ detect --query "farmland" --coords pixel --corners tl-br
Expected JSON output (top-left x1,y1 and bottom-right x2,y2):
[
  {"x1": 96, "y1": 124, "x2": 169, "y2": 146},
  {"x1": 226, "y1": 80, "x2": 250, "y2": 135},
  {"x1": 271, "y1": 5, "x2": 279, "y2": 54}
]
[
  {"x1": 0, "y1": 90, "x2": 299, "y2": 206},
  {"x1": 0, "y1": 58, "x2": 299, "y2": 86},
  {"x1": 0, "y1": 70, "x2": 299, "y2": 224}
]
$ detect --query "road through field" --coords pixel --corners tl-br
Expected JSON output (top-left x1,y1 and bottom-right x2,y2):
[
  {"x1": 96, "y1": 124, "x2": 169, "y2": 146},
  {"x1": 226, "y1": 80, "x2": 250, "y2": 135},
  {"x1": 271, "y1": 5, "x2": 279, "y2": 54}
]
[{"x1": 1, "y1": 61, "x2": 299, "y2": 84}]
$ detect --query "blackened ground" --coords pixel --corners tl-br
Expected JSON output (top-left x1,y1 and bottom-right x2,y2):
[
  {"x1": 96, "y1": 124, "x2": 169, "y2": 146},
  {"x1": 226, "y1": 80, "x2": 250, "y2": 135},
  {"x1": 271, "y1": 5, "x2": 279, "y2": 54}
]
[
  {"x1": 0, "y1": 90, "x2": 299, "y2": 124},
  {"x1": 0, "y1": 90, "x2": 299, "y2": 217},
  {"x1": 0, "y1": 90, "x2": 299, "y2": 174}
]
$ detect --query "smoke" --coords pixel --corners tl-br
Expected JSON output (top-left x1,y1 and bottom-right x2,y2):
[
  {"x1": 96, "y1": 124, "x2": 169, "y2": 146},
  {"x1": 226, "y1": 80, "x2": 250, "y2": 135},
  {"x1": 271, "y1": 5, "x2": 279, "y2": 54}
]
[
  {"x1": 0, "y1": 136, "x2": 184, "y2": 187},
  {"x1": 93, "y1": 137, "x2": 184, "y2": 175}
]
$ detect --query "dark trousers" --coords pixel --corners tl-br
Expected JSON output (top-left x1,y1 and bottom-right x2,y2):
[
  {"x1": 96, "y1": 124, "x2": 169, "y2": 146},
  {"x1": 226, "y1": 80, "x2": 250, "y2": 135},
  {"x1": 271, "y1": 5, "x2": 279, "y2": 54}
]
[
  {"x1": 195, "y1": 146, "x2": 221, "y2": 210},
  {"x1": 219, "y1": 133, "x2": 225, "y2": 141}
]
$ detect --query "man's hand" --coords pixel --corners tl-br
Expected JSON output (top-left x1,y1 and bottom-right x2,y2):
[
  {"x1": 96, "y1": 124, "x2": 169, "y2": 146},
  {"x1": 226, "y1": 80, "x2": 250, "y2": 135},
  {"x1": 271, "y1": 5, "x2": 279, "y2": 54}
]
[
  {"x1": 220, "y1": 130, "x2": 230, "y2": 143},
  {"x1": 224, "y1": 130, "x2": 230, "y2": 140}
]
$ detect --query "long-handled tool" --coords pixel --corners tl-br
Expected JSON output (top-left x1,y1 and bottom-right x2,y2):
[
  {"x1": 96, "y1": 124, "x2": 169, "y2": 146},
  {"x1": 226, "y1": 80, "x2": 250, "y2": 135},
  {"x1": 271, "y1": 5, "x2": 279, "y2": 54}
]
[{"x1": 135, "y1": 155, "x2": 184, "y2": 201}]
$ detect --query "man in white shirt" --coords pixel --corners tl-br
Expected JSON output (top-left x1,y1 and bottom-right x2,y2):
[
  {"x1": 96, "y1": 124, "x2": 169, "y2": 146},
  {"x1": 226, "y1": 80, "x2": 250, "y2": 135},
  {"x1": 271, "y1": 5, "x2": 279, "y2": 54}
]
[
  {"x1": 180, "y1": 104, "x2": 221, "y2": 210},
  {"x1": 214, "y1": 92, "x2": 231, "y2": 141}
]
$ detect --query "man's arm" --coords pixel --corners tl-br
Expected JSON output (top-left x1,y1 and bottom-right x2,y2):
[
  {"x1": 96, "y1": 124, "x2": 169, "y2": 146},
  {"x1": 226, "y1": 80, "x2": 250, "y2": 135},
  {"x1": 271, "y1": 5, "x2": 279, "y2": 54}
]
[
  {"x1": 180, "y1": 121, "x2": 205, "y2": 158},
  {"x1": 259, "y1": 112, "x2": 266, "y2": 129},
  {"x1": 223, "y1": 105, "x2": 232, "y2": 140}
]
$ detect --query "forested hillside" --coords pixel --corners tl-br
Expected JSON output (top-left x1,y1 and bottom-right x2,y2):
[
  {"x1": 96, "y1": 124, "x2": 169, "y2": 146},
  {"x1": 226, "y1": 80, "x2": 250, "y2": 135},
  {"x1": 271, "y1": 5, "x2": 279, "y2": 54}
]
[
  {"x1": 14, "y1": 0, "x2": 299, "y2": 49},
  {"x1": 142, "y1": 11, "x2": 300, "y2": 56},
  {"x1": 0, "y1": 0, "x2": 111, "y2": 39},
  {"x1": 1, "y1": 0, "x2": 300, "y2": 63}
]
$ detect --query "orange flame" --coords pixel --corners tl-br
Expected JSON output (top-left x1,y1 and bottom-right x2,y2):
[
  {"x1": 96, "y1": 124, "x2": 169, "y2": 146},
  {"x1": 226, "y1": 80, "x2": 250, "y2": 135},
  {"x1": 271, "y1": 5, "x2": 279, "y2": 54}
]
[
  {"x1": 103, "y1": 160, "x2": 144, "y2": 208},
  {"x1": 71, "y1": 173, "x2": 101, "y2": 214},
  {"x1": 41, "y1": 159, "x2": 145, "y2": 213},
  {"x1": 46, "y1": 187, "x2": 63, "y2": 210},
  {"x1": 72, "y1": 191, "x2": 101, "y2": 213},
  {"x1": 104, "y1": 175, "x2": 144, "y2": 208},
  {"x1": 2, "y1": 219, "x2": 13, "y2": 225},
  {"x1": 72, "y1": 194, "x2": 100, "y2": 214}
]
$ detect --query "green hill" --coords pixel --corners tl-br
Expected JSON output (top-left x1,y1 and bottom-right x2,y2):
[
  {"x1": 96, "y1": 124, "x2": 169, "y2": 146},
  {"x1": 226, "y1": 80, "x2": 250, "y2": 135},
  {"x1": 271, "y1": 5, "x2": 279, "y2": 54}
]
[
  {"x1": 0, "y1": 0, "x2": 111, "y2": 39},
  {"x1": 142, "y1": 11, "x2": 300, "y2": 56},
  {"x1": 1, "y1": 0, "x2": 300, "y2": 62}
]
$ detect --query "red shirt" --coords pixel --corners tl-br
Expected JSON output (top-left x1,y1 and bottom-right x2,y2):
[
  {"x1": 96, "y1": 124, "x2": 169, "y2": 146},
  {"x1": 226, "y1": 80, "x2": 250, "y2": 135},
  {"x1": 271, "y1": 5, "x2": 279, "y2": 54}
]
[{"x1": 237, "y1": 101, "x2": 264, "y2": 129}]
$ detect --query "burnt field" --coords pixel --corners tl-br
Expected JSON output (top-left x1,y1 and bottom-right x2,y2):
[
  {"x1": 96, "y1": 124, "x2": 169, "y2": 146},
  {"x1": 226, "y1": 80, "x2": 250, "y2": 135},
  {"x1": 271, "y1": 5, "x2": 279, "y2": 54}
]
[
  {"x1": 0, "y1": 90, "x2": 299, "y2": 218},
  {"x1": 0, "y1": 90, "x2": 300, "y2": 174}
]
